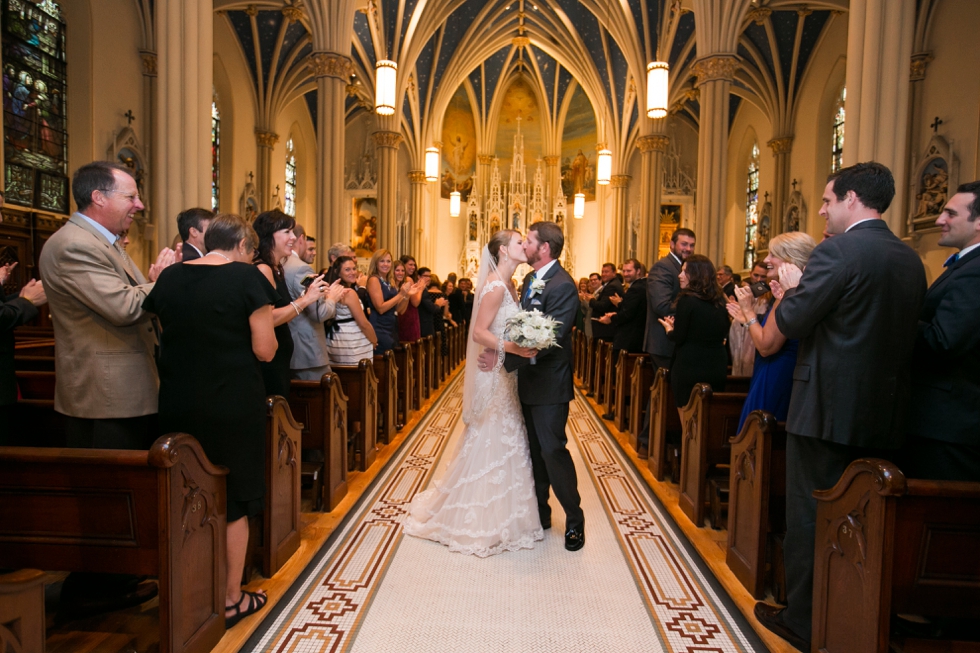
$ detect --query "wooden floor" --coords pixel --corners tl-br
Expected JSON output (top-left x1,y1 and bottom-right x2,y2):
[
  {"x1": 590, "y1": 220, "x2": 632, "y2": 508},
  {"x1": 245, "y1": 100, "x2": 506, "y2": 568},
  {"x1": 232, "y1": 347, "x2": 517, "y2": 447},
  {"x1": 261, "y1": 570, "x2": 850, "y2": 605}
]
[{"x1": 39, "y1": 369, "x2": 798, "y2": 653}]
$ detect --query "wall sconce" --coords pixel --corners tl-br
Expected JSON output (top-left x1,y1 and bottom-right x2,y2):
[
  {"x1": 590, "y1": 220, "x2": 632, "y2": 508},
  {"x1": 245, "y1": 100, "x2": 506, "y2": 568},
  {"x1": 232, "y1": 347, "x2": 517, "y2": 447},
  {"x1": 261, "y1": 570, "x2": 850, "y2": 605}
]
[
  {"x1": 424, "y1": 147, "x2": 439, "y2": 182},
  {"x1": 450, "y1": 190, "x2": 461, "y2": 217},
  {"x1": 647, "y1": 61, "x2": 669, "y2": 119},
  {"x1": 375, "y1": 59, "x2": 397, "y2": 116},
  {"x1": 597, "y1": 149, "x2": 612, "y2": 185},
  {"x1": 573, "y1": 193, "x2": 585, "y2": 219}
]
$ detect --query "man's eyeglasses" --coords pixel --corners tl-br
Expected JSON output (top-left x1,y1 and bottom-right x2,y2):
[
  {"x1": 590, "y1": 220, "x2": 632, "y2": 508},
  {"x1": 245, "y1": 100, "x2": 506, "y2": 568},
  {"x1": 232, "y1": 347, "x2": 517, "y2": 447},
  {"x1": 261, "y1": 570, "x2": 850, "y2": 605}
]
[{"x1": 100, "y1": 189, "x2": 141, "y2": 202}]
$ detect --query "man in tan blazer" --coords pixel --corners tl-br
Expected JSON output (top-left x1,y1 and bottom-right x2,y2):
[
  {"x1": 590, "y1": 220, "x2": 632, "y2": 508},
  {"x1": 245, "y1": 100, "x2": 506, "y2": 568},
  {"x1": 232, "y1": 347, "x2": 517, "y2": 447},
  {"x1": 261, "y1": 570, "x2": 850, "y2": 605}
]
[{"x1": 40, "y1": 161, "x2": 176, "y2": 449}]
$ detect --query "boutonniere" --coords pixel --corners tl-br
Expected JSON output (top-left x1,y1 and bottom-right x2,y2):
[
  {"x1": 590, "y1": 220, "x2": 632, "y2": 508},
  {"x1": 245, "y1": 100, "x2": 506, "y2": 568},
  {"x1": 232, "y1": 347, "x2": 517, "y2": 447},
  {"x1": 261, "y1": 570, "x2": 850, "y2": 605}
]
[{"x1": 529, "y1": 278, "x2": 548, "y2": 298}]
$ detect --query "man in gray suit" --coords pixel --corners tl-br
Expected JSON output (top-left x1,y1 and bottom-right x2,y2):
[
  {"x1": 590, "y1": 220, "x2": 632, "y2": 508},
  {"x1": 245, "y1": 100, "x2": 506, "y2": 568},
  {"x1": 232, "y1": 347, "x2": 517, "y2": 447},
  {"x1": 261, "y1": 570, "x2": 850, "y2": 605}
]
[
  {"x1": 643, "y1": 228, "x2": 695, "y2": 370},
  {"x1": 284, "y1": 224, "x2": 345, "y2": 381},
  {"x1": 753, "y1": 162, "x2": 927, "y2": 651}
]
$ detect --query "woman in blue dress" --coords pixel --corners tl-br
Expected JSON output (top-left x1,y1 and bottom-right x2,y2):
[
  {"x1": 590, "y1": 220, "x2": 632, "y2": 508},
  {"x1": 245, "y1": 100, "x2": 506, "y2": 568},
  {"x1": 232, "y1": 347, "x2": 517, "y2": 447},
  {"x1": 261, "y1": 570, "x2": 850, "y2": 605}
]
[
  {"x1": 366, "y1": 249, "x2": 412, "y2": 354},
  {"x1": 727, "y1": 232, "x2": 817, "y2": 432}
]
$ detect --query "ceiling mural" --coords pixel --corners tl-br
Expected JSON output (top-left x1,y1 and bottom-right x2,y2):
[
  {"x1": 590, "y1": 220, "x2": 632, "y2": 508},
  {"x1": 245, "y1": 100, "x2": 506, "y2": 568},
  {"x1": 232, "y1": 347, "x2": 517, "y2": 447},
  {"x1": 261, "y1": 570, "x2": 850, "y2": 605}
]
[
  {"x1": 561, "y1": 84, "x2": 598, "y2": 201},
  {"x1": 440, "y1": 83, "x2": 477, "y2": 201}
]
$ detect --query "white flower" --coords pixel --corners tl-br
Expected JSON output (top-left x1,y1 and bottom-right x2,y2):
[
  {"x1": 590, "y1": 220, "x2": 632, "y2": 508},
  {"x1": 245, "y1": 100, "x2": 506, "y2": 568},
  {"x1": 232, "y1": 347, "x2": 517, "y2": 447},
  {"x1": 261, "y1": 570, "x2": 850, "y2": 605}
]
[{"x1": 529, "y1": 278, "x2": 548, "y2": 297}]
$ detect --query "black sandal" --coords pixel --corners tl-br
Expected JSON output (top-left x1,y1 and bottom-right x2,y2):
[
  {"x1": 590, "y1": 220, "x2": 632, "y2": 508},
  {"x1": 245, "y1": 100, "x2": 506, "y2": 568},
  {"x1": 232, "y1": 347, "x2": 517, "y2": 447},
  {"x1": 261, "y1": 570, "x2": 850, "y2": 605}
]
[{"x1": 225, "y1": 590, "x2": 267, "y2": 628}]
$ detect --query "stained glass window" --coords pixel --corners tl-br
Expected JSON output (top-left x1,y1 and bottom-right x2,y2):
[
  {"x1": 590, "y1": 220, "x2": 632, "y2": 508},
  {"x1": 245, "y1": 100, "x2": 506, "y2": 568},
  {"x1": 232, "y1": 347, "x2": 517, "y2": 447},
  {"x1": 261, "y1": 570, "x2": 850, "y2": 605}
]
[
  {"x1": 284, "y1": 136, "x2": 296, "y2": 217},
  {"x1": 743, "y1": 143, "x2": 760, "y2": 270},
  {"x1": 831, "y1": 86, "x2": 845, "y2": 174},
  {"x1": 2, "y1": 0, "x2": 69, "y2": 212},
  {"x1": 211, "y1": 92, "x2": 220, "y2": 211}
]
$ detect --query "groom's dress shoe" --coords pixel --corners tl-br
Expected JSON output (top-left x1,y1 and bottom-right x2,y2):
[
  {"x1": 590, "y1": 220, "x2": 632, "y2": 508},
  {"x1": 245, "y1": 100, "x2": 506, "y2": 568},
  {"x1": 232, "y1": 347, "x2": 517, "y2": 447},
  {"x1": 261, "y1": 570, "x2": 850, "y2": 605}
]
[
  {"x1": 564, "y1": 527, "x2": 585, "y2": 551},
  {"x1": 753, "y1": 602, "x2": 809, "y2": 652}
]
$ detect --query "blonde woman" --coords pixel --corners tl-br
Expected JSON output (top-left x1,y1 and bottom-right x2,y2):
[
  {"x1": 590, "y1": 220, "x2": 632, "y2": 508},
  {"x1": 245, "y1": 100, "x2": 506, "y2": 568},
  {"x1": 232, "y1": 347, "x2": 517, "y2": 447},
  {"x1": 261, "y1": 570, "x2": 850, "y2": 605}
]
[{"x1": 366, "y1": 249, "x2": 416, "y2": 354}]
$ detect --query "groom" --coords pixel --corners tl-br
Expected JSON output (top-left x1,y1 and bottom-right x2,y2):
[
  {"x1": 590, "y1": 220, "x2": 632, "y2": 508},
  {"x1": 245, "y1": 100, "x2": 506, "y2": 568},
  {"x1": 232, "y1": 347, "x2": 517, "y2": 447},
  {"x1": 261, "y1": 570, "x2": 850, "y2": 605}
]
[{"x1": 480, "y1": 221, "x2": 585, "y2": 551}]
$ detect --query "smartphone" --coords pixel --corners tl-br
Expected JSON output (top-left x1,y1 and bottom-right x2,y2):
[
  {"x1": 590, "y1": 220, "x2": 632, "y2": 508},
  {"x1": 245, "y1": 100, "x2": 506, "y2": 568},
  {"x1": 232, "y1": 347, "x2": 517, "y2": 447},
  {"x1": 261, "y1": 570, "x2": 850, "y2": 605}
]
[
  {"x1": 749, "y1": 281, "x2": 770, "y2": 298},
  {"x1": 301, "y1": 274, "x2": 317, "y2": 288}
]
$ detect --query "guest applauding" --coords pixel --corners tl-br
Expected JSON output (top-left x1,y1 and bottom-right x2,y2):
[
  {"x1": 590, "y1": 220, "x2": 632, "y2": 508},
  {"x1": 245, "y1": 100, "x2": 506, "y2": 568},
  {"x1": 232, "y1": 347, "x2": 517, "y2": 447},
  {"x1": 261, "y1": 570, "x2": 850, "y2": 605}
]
[
  {"x1": 253, "y1": 210, "x2": 328, "y2": 396},
  {"x1": 727, "y1": 232, "x2": 816, "y2": 432},
  {"x1": 394, "y1": 260, "x2": 421, "y2": 342},
  {"x1": 367, "y1": 249, "x2": 411, "y2": 354},
  {"x1": 658, "y1": 255, "x2": 729, "y2": 410},
  {"x1": 325, "y1": 256, "x2": 378, "y2": 365},
  {"x1": 143, "y1": 213, "x2": 277, "y2": 628},
  {"x1": 589, "y1": 263, "x2": 623, "y2": 342},
  {"x1": 0, "y1": 262, "x2": 46, "y2": 445}
]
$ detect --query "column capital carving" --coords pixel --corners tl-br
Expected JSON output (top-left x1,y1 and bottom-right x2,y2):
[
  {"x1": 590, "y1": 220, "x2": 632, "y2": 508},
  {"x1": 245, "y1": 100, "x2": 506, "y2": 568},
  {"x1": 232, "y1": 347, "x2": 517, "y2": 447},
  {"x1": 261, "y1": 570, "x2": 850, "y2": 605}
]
[
  {"x1": 255, "y1": 130, "x2": 279, "y2": 148},
  {"x1": 767, "y1": 136, "x2": 794, "y2": 154},
  {"x1": 244, "y1": 4, "x2": 258, "y2": 17},
  {"x1": 636, "y1": 135, "x2": 669, "y2": 152},
  {"x1": 309, "y1": 52, "x2": 354, "y2": 80},
  {"x1": 408, "y1": 170, "x2": 427, "y2": 184},
  {"x1": 910, "y1": 52, "x2": 933, "y2": 81},
  {"x1": 692, "y1": 55, "x2": 739, "y2": 86},
  {"x1": 373, "y1": 130, "x2": 403, "y2": 149},
  {"x1": 543, "y1": 156, "x2": 560, "y2": 166},
  {"x1": 281, "y1": 5, "x2": 304, "y2": 23},
  {"x1": 139, "y1": 51, "x2": 157, "y2": 76},
  {"x1": 610, "y1": 174, "x2": 632, "y2": 188},
  {"x1": 746, "y1": 6, "x2": 772, "y2": 24},
  {"x1": 477, "y1": 154, "x2": 494, "y2": 165}
]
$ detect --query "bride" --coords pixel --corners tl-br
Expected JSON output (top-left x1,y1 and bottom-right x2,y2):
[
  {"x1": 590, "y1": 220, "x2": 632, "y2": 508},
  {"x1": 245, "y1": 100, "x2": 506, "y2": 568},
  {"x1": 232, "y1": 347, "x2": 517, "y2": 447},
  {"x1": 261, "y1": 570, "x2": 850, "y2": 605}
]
[{"x1": 403, "y1": 229, "x2": 543, "y2": 557}]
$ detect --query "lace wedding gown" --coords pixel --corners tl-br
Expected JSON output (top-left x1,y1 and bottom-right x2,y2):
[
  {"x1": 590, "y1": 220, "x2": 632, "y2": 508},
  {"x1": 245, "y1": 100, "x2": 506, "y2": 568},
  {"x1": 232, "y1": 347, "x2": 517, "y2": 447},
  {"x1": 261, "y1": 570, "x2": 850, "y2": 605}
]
[{"x1": 403, "y1": 280, "x2": 544, "y2": 557}]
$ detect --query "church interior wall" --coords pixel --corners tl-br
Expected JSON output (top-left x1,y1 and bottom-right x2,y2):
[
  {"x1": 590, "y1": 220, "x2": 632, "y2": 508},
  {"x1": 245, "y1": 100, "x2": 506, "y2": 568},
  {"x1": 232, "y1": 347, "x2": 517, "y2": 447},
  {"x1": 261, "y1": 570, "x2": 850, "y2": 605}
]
[
  {"x1": 62, "y1": 0, "x2": 93, "y2": 178},
  {"x1": 725, "y1": 107, "x2": 771, "y2": 271},
  {"x1": 272, "y1": 105, "x2": 316, "y2": 231}
]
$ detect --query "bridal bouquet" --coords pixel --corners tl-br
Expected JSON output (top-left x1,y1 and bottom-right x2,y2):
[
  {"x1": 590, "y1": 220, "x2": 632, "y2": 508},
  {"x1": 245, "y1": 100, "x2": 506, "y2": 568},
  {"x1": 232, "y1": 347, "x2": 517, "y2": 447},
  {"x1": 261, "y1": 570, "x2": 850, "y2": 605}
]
[{"x1": 503, "y1": 309, "x2": 561, "y2": 365}]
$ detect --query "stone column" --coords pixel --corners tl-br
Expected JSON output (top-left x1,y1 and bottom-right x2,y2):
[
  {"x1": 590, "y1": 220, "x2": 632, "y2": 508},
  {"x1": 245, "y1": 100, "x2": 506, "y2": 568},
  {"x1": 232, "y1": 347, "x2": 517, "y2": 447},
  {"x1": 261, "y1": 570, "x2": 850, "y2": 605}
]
[
  {"x1": 767, "y1": 136, "x2": 793, "y2": 235},
  {"x1": 636, "y1": 134, "x2": 669, "y2": 266},
  {"x1": 845, "y1": 0, "x2": 915, "y2": 231},
  {"x1": 139, "y1": 51, "x2": 157, "y2": 254},
  {"x1": 692, "y1": 55, "x2": 739, "y2": 264},
  {"x1": 373, "y1": 130, "x2": 403, "y2": 252},
  {"x1": 609, "y1": 175, "x2": 632, "y2": 264},
  {"x1": 154, "y1": 0, "x2": 212, "y2": 249},
  {"x1": 477, "y1": 154, "x2": 494, "y2": 198},
  {"x1": 408, "y1": 170, "x2": 427, "y2": 257},
  {"x1": 254, "y1": 130, "x2": 279, "y2": 211},
  {"x1": 309, "y1": 52, "x2": 353, "y2": 247},
  {"x1": 543, "y1": 155, "x2": 561, "y2": 207}
]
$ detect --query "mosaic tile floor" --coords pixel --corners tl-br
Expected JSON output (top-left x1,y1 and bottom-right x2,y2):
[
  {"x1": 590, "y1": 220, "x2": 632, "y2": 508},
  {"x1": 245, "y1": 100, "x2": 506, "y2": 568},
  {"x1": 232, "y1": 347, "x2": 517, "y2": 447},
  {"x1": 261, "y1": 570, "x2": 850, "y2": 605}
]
[{"x1": 245, "y1": 377, "x2": 764, "y2": 652}]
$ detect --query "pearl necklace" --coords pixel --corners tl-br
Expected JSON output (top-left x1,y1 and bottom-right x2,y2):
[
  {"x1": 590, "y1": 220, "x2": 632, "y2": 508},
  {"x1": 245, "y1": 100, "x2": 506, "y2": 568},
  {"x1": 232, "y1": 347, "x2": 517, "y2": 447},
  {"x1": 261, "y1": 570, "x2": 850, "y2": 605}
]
[{"x1": 206, "y1": 251, "x2": 232, "y2": 262}]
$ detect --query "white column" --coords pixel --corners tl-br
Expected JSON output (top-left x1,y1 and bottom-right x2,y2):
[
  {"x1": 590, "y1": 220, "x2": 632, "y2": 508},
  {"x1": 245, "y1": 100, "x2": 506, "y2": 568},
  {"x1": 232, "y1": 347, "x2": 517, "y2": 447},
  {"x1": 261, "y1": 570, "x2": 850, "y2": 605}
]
[
  {"x1": 373, "y1": 130, "x2": 402, "y2": 252},
  {"x1": 636, "y1": 134, "x2": 669, "y2": 266},
  {"x1": 768, "y1": 136, "x2": 793, "y2": 235},
  {"x1": 844, "y1": 0, "x2": 916, "y2": 231},
  {"x1": 254, "y1": 130, "x2": 278, "y2": 211},
  {"x1": 610, "y1": 174, "x2": 632, "y2": 264},
  {"x1": 309, "y1": 52, "x2": 353, "y2": 247},
  {"x1": 154, "y1": 0, "x2": 212, "y2": 249},
  {"x1": 408, "y1": 170, "x2": 426, "y2": 257}
]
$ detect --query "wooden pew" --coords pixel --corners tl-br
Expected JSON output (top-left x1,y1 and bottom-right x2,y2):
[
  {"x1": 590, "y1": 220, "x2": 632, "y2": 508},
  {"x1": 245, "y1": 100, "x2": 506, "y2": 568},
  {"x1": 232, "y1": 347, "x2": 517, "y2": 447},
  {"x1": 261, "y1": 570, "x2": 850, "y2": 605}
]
[
  {"x1": 422, "y1": 335, "x2": 435, "y2": 398},
  {"x1": 628, "y1": 357, "x2": 655, "y2": 456},
  {"x1": 393, "y1": 344, "x2": 414, "y2": 429},
  {"x1": 409, "y1": 339, "x2": 425, "y2": 410},
  {"x1": 648, "y1": 368, "x2": 682, "y2": 480},
  {"x1": 812, "y1": 459, "x2": 980, "y2": 653},
  {"x1": 726, "y1": 410, "x2": 787, "y2": 599},
  {"x1": 13, "y1": 336, "x2": 54, "y2": 358},
  {"x1": 572, "y1": 329, "x2": 582, "y2": 381},
  {"x1": 580, "y1": 336, "x2": 594, "y2": 390},
  {"x1": 590, "y1": 340, "x2": 608, "y2": 401},
  {"x1": 288, "y1": 374, "x2": 348, "y2": 511},
  {"x1": 0, "y1": 569, "x2": 45, "y2": 653},
  {"x1": 601, "y1": 345, "x2": 618, "y2": 416},
  {"x1": 677, "y1": 383, "x2": 747, "y2": 527},
  {"x1": 373, "y1": 351, "x2": 399, "y2": 444},
  {"x1": 332, "y1": 360, "x2": 379, "y2": 471},
  {"x1": 614, "y1": 352, "x2": 646, "y2": 432},
  {"x1": 259, "y1": 396, "x2": 302, "y2": 578},
  {"x1": 0, "y1": 434, "x2": 228, "y2": 653},
  {"x1": 14, "y1": 370, "x2": 64, "y2": 447},
  {"x1": 13, "y1": 355, "x2": 55, "y2": 372}
]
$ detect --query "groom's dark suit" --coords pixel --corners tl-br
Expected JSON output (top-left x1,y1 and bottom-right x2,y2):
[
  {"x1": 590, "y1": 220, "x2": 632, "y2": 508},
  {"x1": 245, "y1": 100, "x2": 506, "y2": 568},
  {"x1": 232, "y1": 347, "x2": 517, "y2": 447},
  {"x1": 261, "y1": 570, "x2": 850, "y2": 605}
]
[{"x1": 504, "y1": 260, "x2": 584, "y2": 532}]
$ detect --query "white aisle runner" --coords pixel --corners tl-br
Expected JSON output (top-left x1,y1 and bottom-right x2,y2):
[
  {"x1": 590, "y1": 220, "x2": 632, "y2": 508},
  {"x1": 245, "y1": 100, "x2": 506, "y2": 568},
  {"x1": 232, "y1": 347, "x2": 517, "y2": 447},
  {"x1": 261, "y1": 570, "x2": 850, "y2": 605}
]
[{"x1": 247, "y1": 378, "x2": 763, "y2": 653}]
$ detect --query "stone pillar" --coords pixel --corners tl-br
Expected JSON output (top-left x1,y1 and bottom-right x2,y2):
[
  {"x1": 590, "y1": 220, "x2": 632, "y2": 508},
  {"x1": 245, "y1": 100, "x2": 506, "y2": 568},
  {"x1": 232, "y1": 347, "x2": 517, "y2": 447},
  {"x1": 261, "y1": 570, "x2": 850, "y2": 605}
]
[
  {"x1": 767, "y1": 136, "x2": 793, "y2": 235},
  {"x1": 408, "y1": 170, "x2": 427, "y2": 257},
  {"x1": 692, "y1": 55, "x2": 739, "y2": 264},
  {"x1": 138, "y1": 51, "x2": 157, "y2": 255},
  {"x1": 373, "y1": 130, "x2": 403, "y2": 252},
  {"x1": 636, "y1": 134, "x2": 669, "y2": 266},
  {"x1": 309, "y1": 52, "x2": 353, "y2": 247},
  {"x1": 254, "y1": 130, "x2": 279, "y2": 211},
  {"x1": 610, "y1": 175, "x2": 632, "y2": 264},
  {"x1": 845, "y1": 0, "x2": 915, "y2": 231},
  {"x1": 477, "y1": 154, "x2": 494, "y2": 198},
  {"x1": 154, "y1": 0, "x2": 212, "y2": 249},
  {"x1": 543, "y1": 155, "x2": 561, "y2": 207}
]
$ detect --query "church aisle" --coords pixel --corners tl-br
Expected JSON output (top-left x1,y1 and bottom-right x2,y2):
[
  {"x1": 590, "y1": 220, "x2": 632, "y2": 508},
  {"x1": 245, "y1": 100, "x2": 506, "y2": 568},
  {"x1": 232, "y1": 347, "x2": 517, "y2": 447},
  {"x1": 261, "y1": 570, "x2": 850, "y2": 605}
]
[{"x1": 244, "y1": 378, "x2": 764, "y2": 652}]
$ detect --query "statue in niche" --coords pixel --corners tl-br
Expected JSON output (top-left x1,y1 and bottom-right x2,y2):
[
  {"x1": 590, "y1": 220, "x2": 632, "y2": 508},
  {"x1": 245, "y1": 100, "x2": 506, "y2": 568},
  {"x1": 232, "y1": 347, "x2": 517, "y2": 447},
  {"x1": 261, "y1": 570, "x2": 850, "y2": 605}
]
[
  {"x1": 912, "y1": 159, "x2": 948, "y2": 220},
  {"x1": 785, "y1": 206, "x2": 799, "y2": 232},
  {"x1": 570, "y1": 149, "x2": 589, "y2": 193}
]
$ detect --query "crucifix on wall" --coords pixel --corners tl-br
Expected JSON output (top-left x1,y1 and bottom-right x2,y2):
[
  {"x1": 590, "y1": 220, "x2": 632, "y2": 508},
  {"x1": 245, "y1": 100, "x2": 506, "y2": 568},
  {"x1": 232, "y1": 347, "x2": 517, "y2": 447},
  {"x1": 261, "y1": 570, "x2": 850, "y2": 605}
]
[{"x1": 931, "y1": 116, "x2": 944, "y2": 134}]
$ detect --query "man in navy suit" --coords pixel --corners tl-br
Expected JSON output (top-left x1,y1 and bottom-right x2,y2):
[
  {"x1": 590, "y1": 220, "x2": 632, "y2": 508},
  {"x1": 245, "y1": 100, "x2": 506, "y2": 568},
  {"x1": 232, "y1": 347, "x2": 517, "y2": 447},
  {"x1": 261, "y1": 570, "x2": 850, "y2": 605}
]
[
  {"x1": 903, "y1": 180, "x2": 980, "y2": 481},
  {"x1": 176, "y1": 207, "x2": 212, "y2": 261}
]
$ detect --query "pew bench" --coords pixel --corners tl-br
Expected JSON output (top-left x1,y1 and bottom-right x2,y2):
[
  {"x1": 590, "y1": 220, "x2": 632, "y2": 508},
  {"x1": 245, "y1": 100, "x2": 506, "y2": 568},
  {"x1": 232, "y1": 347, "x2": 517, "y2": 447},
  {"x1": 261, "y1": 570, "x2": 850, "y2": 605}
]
[
  {"x1": 812, "y1": 459, "x2": 980, "y2": 653},
  {"x1": 410, "y1": 340, "x2": 426, "y2": 409},
  {"x1": 614, "y1": 351, "x2": 646, "y2": 432},
  {"x1": 394, "y1": 344, "x2": 415, "y2": 428},
  {"x1": 0, "y1": 434, "x2": 228, "y2": 653},
  {"x1": 648, "y1": 368, "x2": 683, "y2": 481},
  {"x1": 0, "y1": 569, "x2": 46, "y2": 653},
  {"x1": 332, "y1": 360, "x2": 379, "y2": 471},
  {"x1": 14, "y1": 369, "x2": 63, "y2": 447},
  {"x1": 13, "y1": 355, "x2": 56, "y2": 372},
  {"x1": 289, "y1": 375, "x2": 349, "y2": 511},
  {"x1": 590, "y1": 340, "x2": 609, "y2": 401},
  {"x1": 628, "y1": 356, "x2": 655, "y2": 456},
  {"x1": 373, "y1": 351, "x2": 399, "y2": 444},
  {"x1": 258, "y1": 396, "x2": 302, "y2": 578}
]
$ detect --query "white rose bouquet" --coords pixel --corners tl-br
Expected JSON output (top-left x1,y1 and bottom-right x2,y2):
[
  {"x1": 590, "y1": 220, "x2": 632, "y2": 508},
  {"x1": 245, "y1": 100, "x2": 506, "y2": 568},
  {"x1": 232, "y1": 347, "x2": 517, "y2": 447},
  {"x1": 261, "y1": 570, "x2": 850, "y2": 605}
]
[{"x1": 503, "y1": 309, "x2": 562, "y2": 365}]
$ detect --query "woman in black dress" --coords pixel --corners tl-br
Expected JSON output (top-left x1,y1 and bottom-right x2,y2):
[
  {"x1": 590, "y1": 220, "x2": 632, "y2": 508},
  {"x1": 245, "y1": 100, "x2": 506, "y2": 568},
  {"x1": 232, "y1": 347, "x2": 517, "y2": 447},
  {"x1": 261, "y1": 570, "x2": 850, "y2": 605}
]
[
  {"x1": 252, "y1": 210, "x2": 328, "y2": 396},
  {"x1": 658, "y1": 254, "x2": 730, "y2": 409},
  {"x1": 143, "y1": 214, "x2": 278, "y2": 627}
]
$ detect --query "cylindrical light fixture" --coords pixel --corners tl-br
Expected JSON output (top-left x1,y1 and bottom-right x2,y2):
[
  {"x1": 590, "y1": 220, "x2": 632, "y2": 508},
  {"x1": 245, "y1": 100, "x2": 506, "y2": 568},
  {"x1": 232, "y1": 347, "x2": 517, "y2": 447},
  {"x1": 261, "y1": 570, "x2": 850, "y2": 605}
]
[
  {"x1": 646, "y1": 61, "x2": 669, "y2": 119},
  {"x1": 450, "y1": 190, "x2": 461, "y2": 217},
  {"x1": 425, "y1": 147, "x2": 439, "y2": 182},
  {"x1": 375, "y1": 59, "x2": 397, "y2": 116},
  {"x1": 596, "y1": 149, "x2": 612, "y2": 185},
  {"x1": 573, "y1": 193, "x2": 585, "y2": 219}
]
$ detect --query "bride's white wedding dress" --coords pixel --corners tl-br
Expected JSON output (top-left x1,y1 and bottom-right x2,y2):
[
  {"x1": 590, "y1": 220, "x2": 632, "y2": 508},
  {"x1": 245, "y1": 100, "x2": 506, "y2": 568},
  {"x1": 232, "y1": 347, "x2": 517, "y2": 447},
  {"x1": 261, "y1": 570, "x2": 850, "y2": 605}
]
[{"x1": 403, "y1": 279, "x2": 543, "y2": 557}]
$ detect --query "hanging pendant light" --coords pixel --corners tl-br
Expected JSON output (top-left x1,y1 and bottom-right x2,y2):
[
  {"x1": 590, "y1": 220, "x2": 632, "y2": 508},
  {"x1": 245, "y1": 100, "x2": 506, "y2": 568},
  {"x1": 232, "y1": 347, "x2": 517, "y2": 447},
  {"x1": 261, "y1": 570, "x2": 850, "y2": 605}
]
[
  {"x1": 573, "y1": 193, "x2": 585, "y2": 219},
  {"x1": 375, "y1": 60, "x2": 397, "y2": 116},
  {"x1": 597, "y1": 149, "x2": 612, "y2": 185},
  {"x1": 425, "y1": 147, "x2": 439, "y2": 182},
  {"x1": 647, "y1": 61, "x2": 669, "y2": 119},
  {"x1": 450, "y1": 190, "x2": 461, "y2": 217}
]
